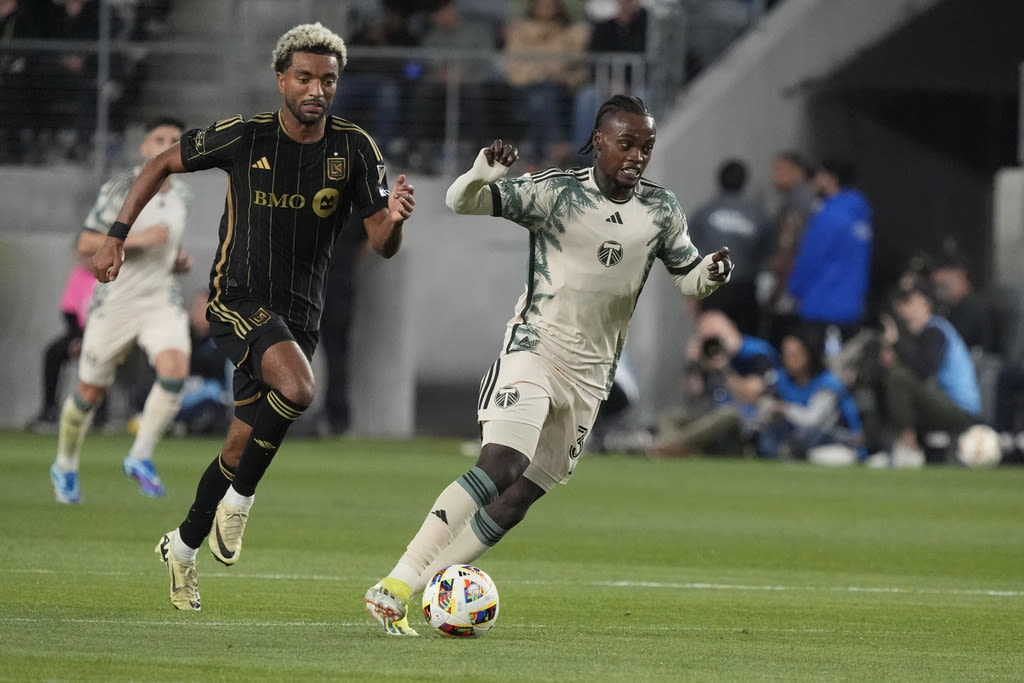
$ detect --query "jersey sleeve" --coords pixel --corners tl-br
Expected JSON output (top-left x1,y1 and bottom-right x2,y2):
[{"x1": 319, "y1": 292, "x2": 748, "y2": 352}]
[
  {"x1": 489, "y1": 174, "x2": 549, "y2": 232},
  {"x1": 83, "y1": 169, "x2": 136, "y2": 232},
  {"x1": 349, "y1": 130, "x2": 390, "y2": 218},
  {"x1": 656, "y1": 193, "x2": 701, "y2": 275},
  {"x1": 179, "y1": 115, "x2": 247, "y2": 173}
]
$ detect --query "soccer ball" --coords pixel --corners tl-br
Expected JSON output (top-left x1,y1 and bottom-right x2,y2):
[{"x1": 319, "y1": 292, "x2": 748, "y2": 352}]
[
  {"x1": 955, "y1": 424, "x2": 1002, "y2": 469},
  {"x1": 421, "y1": 564, "x2": 499, "y2": 637}
]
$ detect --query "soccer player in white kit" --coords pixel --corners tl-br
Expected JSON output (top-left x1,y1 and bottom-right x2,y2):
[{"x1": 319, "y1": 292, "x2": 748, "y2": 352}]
[
  {"x1": 366, "y1": 95, "x2": 734, "y2": 634},
  {"x1": 49, "y1": 117, "x2": 193, "y2": 503}
]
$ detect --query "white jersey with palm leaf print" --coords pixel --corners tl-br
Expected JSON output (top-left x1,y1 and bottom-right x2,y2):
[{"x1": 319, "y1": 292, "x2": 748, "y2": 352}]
[
  {"x1": 489, "y1": 166, "x2": 701, "y2": 398},
  {"x1": 83, "y1": 166, "x2": 190, "y2": 313}
]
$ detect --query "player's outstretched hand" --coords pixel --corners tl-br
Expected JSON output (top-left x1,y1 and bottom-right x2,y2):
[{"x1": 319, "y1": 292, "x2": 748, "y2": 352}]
[
  {"x1": 485, "y1": 139, "x2": 518, "y2": 168},
  {"x1": 708, "y1": 246, "x2": 733, "y2": 283},
  {"x1": 91, "y1": 236, "x2": 125, "y2": 283},
  {"x1": 388, "y1": 173, "x2": 415, "y2": 222}
]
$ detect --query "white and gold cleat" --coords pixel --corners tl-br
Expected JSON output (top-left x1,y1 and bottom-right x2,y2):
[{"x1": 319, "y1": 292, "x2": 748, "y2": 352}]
[
  {"x1": 155, "y1": 530, "x2": 200, "y2": 611},
  {"x1": 209, "y1": 500, "x2": 249, "y2": 566}
]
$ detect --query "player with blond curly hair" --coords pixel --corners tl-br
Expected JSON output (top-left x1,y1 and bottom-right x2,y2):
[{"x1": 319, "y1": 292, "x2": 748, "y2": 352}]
[{"x1": 90, "y1": 22, "x2": 416, "y2": 611}]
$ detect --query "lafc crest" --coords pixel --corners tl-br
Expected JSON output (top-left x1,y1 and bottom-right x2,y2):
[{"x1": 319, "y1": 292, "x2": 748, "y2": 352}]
[{"x1": 327, "y1": 157, "x2": 347, "y2": 180}]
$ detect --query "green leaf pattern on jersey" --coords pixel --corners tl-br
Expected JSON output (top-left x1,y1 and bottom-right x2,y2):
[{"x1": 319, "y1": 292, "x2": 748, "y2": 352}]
[
  {"x1": 521, "y1": 176, "x2": 603, "y2": 316},
  {"x1": 509, "y1": 324, "x2": 542, "y2": 352},
  {"x1": 637, "y1": 190, "x2": 698, "y2": 269}
]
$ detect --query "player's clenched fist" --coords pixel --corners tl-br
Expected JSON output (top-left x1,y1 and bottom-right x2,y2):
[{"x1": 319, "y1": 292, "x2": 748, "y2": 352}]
[
  {"x1": 485, "y1": 139, "x2": 518, "y2": 168},
  {"x1": 91, "y1": 236, "x2": 125, "y2": 283}
]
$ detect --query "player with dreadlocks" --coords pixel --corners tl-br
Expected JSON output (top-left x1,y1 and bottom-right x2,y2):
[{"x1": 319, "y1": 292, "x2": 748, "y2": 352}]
[
  {"x1": 364, "y1": 94, "x2": 733, "y2": 635},
  {"x1": 90, "y1": 22, "x2": 416, "y2": 611}
]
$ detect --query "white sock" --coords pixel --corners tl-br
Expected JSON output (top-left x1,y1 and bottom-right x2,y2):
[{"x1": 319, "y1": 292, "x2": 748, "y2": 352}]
[
  {"x1": 413, "y1": 520, "x2": 492, "y2": 593},
  {"x1": 223, "y1": 485, "x2": 254, "y2": 511},
  {"x1": 128, "y1": 378, "x2": 184, "y2": 462},
  {"x1": 388, "y1": 475, "x2": 486, "y2": 587},
  {"x1": 55, "y1": 393, "x2": 97, "y2": 473},
  {"x1": 172, "y1": 529, "x2": 198, "y2": 561}
]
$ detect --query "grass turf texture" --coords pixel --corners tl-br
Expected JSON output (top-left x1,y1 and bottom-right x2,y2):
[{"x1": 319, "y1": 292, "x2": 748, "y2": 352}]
[{"x1": 2, "y1": 430, "x2": 1022, "y2": 682}]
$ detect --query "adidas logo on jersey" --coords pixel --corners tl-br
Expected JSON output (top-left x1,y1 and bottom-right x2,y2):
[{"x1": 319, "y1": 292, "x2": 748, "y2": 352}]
[
  {"x1": 605, "y1": 211, "x2": 623, "y2": 224},
  {"x1": 252, "y1": 156, "x2": 271, "y2": 170}
]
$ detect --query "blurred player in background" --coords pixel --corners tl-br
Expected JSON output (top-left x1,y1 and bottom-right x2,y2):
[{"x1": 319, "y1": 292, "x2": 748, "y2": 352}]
[
  {"x1": 49, "y1": 116, "x2": 192, "y2": 504},
  {"x1": 365, "y1": 95, "x2": 733, "y2": 635},
  {"x1": 89, "y1": 23, "x2": 415, "y2": 611}
]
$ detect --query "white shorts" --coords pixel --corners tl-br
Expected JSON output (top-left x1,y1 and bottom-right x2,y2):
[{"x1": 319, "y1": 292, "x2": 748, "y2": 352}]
[
  {"x1": 477, "y1": 351, "x2": 603, "y2": 491},
  {"x1": 79, "y1": 298, "x2": 190, "y2": 386}
]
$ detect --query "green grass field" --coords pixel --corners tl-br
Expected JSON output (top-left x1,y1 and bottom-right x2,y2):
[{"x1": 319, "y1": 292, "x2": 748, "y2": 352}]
[{"x1": 2, "y1": 430, "x2": 1023, "y2": 682}]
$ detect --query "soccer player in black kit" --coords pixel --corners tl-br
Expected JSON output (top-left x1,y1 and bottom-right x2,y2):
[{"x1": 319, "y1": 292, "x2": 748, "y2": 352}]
[{"x1": 89, "y1": 22, "x2": 416, "y2": 610}]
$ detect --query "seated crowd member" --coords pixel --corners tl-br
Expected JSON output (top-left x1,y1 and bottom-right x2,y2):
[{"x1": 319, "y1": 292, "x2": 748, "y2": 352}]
[
  {"x1": 753, "y1": 325, "x2": 865, "y2": 463},
  {"x1": 873, "y1": 278, "x2": 982, "y2": 467},
  {"x1": 653, "y1": 310, "x2": 776, "y2": 457}
]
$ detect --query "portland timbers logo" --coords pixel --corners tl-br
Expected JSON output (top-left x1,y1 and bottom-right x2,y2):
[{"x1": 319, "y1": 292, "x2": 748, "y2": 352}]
[
  {"x1": 598, "y1": 240, "x2": 623, "y2": 267},
  {"x1": 494, "y1": 385, "x2": 520, "y2": 408}
]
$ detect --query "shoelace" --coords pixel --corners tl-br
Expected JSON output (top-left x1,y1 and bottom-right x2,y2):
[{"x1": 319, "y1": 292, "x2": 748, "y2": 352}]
[{"x1": 222, "y1": 509, "x2": 248, "y2": 538}]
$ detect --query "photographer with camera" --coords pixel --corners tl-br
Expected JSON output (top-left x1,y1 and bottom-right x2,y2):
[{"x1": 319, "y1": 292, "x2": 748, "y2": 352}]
[{"x1": 653, "y1": 310, "x2": 777, "y2": 457}]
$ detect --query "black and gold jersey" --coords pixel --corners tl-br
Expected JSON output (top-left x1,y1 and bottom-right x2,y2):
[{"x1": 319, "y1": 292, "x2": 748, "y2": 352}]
[{"x1": 180, "y1": 111, "x2": 390, "y2": 330}]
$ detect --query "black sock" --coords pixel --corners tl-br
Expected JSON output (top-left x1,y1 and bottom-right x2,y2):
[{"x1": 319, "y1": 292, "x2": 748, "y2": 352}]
[
  {"x1": 231, "y1": 390, "x2": 305, "y2": 496},
  {"x1": 179, "y1": 455, "x2": 235, "y2": 548}
]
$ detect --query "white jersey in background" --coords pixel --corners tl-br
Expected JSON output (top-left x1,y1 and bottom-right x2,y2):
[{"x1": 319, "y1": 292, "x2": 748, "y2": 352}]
[
  {"x1": 490, "y1": 167, "x2": 700, "y2": 396},
  {"x1": 83, "y1": 166, "x2": 191, "y2": 310},
  {"x1": 78, "y1": 167, "x2": 191, "y2": 386}
]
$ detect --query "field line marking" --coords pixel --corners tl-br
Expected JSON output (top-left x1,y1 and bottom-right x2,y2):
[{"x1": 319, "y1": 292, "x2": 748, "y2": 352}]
[
  {"x1": 0, "y1": 616, "x2": 917, "y2": 635},
  {"x1": 592, "y1": 580, "x2": 1024, "y2": 598},
  {"x1": 4, "y1": 568, "x2": 1022, "y2": 598}
]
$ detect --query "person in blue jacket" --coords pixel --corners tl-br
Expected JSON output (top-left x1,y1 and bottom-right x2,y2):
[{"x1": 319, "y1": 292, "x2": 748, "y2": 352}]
[
  {"x1": 787, "y1": 159, "x2": 872, "y2": 339},
  {"x1": 755, "y1": 324, "x2": 866, "y2": 461},
  {"x1": 876, "y1": 277, "x2": 981, "y2": 466}
]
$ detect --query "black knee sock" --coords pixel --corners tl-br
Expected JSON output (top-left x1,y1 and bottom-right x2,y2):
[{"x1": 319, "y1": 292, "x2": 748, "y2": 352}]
[
  {"x1": 179, "y1": 455, "x2": 235, "y2": 548},
  {"x1": 231, "y1": 390, "x2": 305, "y2": 497}
]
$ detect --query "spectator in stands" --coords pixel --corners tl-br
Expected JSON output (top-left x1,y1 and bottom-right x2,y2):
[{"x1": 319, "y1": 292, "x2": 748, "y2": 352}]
[
  {"x1": 32, "y1": 0, "x2": 101, "y2": 159},
  {"x1": 653, "y1": 310, "x2": 777, "y2": 457},
  {"x1": 456, "y1": 0, "x2": 511, "y2": 47},
  {"x1": 930, "y1": 251, "x2": 994, "y2": 353},
  {"x1": 787, "y1": 158, "x2": 872, "y2": 342},
  {"x1": 0, "y1": 0, "x2": 48, "y2": 162},
  {"x1": 753, "y1": 324, "x2": 866, "y2": 463},
  {"x1": 405, "y1": 0, "x2": 496, "y2": 173},
  {"x1": 873, "y1": 277, "x2": 982, "y2": 467},
  {"x1": 571, "y1": 0, "x2": 648, "y2": 166},
  {"x1": 27, "y1": 256, "x2": 98, "y2": 432},
  {"x1": 31, "y1": 0, "x2": 133, "y2": 161},
  {"x1": 503, "y1": 0, "x2": 590, "y2": 169},
  {"x1": 759, "y1": 150, "x2": 816, "y2": 346},
  {"x1": 329, "y1": 3, "x2": 418, "y2": 162},
  {"x1": 688, "y1": 158, "x2": 771, "y2": 335}
]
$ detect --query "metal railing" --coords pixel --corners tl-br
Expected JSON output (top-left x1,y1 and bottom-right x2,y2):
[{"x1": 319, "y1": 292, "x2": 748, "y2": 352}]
[{"x1": 0, "y1": 0, "x2": 776, "y2": 179}]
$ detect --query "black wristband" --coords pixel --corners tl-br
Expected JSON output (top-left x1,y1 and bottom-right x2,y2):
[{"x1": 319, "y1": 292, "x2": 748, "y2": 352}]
[{"x1": 107, "y1": 221, "x2": 131, "y2": 240}]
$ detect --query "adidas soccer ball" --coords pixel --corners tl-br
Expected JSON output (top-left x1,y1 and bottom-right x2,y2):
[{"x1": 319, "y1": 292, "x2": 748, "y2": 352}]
[
  {"x1": 421, "y1": 564, "x2": 499, "y2": 637},
  {"x1": 956, "y1": 424, "x2": 1002, "y2": 469}
]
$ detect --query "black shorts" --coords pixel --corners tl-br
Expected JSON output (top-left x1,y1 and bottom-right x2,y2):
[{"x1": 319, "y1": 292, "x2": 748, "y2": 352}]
[{"x1": 206, "y1": 295, "x2": 319, "y2": 422}]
